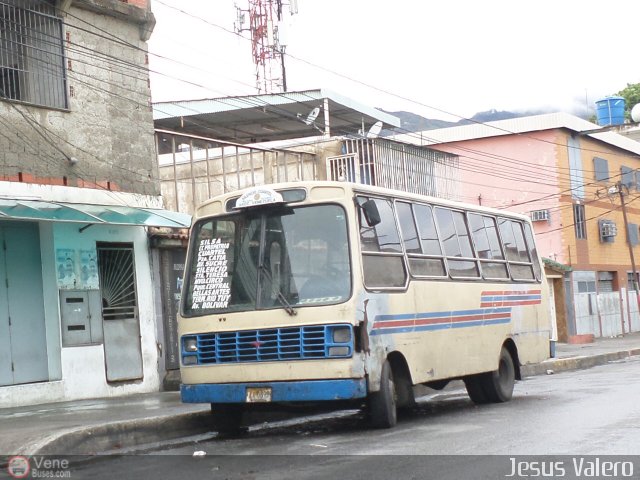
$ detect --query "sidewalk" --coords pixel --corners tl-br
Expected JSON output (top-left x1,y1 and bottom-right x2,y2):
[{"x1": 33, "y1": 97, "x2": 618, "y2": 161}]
[{"x1": 2, "y1": 332, "x2": 640, "y2": 457}]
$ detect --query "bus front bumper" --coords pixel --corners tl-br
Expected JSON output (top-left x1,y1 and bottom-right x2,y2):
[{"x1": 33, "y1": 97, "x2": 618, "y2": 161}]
[{"x1": 181, "y1": 378, "x2": 368, "y2": 404}]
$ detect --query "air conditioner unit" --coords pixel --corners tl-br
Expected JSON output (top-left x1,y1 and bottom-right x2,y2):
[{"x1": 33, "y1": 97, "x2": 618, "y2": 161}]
[
  {"x1": 600, "y1": 221, "x2": 618, "y2": 238},
  {"x1": 530, "y1": 209, "x2": 550, "y2": 222}
]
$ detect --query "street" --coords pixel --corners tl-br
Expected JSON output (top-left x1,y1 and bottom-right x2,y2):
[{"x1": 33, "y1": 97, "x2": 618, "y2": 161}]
[{"x1": 68, "y1": 358, "x2": 640, "y2": 479}]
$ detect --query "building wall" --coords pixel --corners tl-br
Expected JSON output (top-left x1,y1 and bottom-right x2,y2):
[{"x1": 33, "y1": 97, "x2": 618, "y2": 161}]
[
  {"x1": 557, "y1": 134, "x2": 640, "y2": 280},
  {"x1": 0, "y1": 194, "x2": 162, "y2": 408},
  {"x1": 157, "y1": 139, "x2": 324, "y2": 215},
  {"x1": 423, "y1": 131, "x2": 564, "y2": 262},
  {"x1": 0, "y1": 0, "x2": 158, "y2": 196},
  {"x1": 428, "y1": 128, "x2": 640, "y2": 338}
]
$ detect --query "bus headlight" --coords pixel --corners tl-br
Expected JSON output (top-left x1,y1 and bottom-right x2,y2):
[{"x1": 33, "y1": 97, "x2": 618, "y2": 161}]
[
  {"x1": 182, "y1": 355, "x2": 198, "y2": 366},
  {"x1": 328, "y1": 346, "x2": 350, "y2": 357},
  {"x1": 331, "y1": 326, "x2": 351, "y2": 343},
  {"x1": 183, "y1": 337, "x2": 198, "y2": 352}
]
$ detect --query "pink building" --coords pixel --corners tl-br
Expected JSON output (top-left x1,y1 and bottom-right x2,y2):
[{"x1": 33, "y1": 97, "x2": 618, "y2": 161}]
[{"x1": 395, "y1": 113, "x2": 640, "y2": 341}]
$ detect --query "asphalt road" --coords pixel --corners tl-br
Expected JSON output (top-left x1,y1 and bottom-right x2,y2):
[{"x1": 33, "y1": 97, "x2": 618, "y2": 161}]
[{"x1": 65, "y1": 357, "x2": 640, "y2": 479}]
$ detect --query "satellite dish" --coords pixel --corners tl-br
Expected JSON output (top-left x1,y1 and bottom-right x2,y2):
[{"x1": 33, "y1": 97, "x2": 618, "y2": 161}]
[
  {"x1": 303, "y1": 107, "x2": 320, "y2": 126},
  {"x1": 367, "y1": 121, "x2": 383, "y2": 138},
  {"x1": 632, "y1": 103, "x2": 640, "y2": 123}
]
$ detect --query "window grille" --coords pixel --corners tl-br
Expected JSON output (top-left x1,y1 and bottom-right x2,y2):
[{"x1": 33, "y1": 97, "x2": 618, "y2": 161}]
[
  {"x1": 0, "y1": 0, "x2": 67, "y2": 109},
  {"x1": 573, "y1": 204, "x2": 587, "y2": 240}
]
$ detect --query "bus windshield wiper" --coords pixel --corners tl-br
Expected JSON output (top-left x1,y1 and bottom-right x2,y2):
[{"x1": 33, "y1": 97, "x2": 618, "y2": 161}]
[
  {"x1": 276, "y1": 291, "x2": 297, "y2": 316},
  {"x1": 258, "y1": 264, "x2": 297, "y2": 316}
]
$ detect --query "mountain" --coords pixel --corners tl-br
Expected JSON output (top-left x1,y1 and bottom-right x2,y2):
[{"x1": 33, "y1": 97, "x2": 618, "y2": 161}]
[{"x1": 380, "y1": 107, "x2": 577, "y2": 135}]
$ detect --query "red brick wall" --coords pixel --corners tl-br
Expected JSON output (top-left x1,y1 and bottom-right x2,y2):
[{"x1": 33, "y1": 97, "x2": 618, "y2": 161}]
[{"x1": 119, "y1": 0, "x2": 148, "y2": 7}]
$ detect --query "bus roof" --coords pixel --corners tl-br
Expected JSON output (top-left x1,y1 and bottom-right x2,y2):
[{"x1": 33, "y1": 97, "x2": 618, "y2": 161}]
[{"x1": 193, "y1": 181, "x2": 533, "y2": 224}]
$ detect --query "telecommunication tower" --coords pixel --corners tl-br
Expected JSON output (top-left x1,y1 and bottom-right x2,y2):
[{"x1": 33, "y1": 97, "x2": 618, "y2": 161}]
[{"x1": 235, "y1": 0, "x2": 297, "y2": 94}]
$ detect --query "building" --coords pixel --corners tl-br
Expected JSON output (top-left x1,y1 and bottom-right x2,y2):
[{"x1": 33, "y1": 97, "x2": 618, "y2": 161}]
[
  {"x1": 394, "y1": 112, "x2": 640, "y2": 341},
  {"x1": 0, "y1": 0, "x2": 190, "y2": 408},
  {"x1": 153, "y1": 89, "x2": 462, "y2": 215}
]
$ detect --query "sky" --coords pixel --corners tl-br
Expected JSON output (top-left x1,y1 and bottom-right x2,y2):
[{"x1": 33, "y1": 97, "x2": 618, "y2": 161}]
[{"x1": 147, "y1": 0, "x2": 640, "y2": 122}]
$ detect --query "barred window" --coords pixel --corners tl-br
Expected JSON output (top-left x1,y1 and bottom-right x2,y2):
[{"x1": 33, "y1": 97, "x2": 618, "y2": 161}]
[
  {"x1": 0, "y1": 0, "x2": 67, "y2": 109},
  {"x1": 573, "y1": 204, "x2": 587, "y2": 240}
]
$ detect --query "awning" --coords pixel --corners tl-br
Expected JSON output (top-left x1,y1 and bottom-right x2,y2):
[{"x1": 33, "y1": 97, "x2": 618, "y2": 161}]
[{"x1": 0, "y1": 199, "x2": 191, "y2": 228}]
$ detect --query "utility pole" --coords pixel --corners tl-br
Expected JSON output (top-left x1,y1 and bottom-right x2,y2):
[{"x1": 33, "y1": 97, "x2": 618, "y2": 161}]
[{"x1": 615, "y1": 181, "x2": 640, "y2": 299}]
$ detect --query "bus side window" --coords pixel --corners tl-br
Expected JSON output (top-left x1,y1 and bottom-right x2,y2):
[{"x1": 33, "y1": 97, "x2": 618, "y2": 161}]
[
  {"x1": 357, "y1": 196, "x2": 406, "y2": 289},
  {"x1": 396, "y1": 201, "x2": 446, "y2": 278},
  {"x1": 523, "y1": 222, "x2": 542, "y2": 281},
  {"x1": 498, "y1": 218, "x2": 536, "y2": 281},
  {"x1": 434, "y1": 207, "x2": 480, "y2": 279},
  {"x1": 468, "y1": 213, "x2": 509, "y2": 280}
]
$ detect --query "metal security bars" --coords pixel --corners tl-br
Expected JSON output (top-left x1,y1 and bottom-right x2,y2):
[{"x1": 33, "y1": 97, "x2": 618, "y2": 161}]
[
  {"x1": 0, "y1": 0, "x2": 67, "y2": 109},
  {"x1": 333, "y1": 138, "x2": 460, "y2": 200}
]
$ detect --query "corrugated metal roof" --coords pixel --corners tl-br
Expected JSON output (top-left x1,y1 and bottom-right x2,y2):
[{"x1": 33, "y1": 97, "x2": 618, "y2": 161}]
[
  {"x1": 153, "y1": 88, "x2": 400, "y2": 144},
  {"x1": 153, "y1": 88, "x2": 400, "y2": 126},
  {"x1": 392, "y1": 112, "x2": 640, "y2": 156}
]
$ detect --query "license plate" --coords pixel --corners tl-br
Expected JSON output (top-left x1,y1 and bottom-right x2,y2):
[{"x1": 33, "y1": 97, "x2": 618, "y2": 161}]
[{"x1": 245, "y1": 387, "x2": 272, "y2": 403}]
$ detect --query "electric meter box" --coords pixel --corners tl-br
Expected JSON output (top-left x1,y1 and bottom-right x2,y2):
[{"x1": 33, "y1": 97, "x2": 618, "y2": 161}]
[{"x1": 59, "y1": 290, "x2": 103, "y2": 346}]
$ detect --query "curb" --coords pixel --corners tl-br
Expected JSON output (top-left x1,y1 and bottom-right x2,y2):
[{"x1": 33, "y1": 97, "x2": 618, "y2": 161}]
[
  {"x1": 19, "y1": 348, "x2": 640, "y2": 456},
  {"x1": 521, "y1": 348, "x2": 640, "y2": 377},
  {"x1": 24, "y1": 410, "x2": 214, "y2": 456}
]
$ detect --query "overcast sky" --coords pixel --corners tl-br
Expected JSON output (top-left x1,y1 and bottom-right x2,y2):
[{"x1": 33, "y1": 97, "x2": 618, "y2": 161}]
[{"x1": 148, "y1": 1, "x2": 640, "y2": 122}]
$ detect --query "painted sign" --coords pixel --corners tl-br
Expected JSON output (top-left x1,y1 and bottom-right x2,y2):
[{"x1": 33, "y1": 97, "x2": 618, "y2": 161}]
[{"x1": 190, "y1": 238, "x2": 231, "y2": 310}]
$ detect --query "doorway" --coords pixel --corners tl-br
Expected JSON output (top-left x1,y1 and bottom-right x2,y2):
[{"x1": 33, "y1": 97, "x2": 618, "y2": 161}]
[
  {"x1": 0, "y1": 222, "x2": 48, "y2": 386},
  {"x1": 97, "y1": 243, "x2": 143, "y2": 382}
]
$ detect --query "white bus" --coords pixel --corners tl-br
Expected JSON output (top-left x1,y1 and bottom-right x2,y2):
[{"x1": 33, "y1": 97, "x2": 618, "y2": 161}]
[{"x1": 179, "y1": 181, "x2": 550, "y2": 432}]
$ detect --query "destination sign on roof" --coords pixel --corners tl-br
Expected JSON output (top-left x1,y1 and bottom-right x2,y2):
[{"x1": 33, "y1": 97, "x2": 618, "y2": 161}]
[{"x1": 235, "y1": 188, "x2": 284, "y2": 209}]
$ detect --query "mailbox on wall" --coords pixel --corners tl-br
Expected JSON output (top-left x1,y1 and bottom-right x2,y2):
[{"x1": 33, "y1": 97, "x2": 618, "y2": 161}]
[{"x1": 59, "y1": 290, "x2": 103, "y2": 347}]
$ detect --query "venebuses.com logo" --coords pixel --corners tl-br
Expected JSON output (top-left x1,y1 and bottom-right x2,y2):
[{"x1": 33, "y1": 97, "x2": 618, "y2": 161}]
[
  {"x1": 6, "y1": 456, "x2": 30, "y2": 479},
  {"x1": 6, "y1": 455, "x2": 71, "y2": 478}
]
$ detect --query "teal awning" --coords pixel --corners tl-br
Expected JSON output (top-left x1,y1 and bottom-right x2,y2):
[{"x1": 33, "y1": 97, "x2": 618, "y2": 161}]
[{"x1": 0, "y1": 200, "x2": 191, "y2": 228}]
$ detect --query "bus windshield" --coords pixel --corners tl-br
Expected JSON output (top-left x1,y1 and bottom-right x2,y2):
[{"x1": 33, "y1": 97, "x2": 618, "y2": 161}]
[{"x1": 183, "y1": 204, "x2": 351, "y2": 316}]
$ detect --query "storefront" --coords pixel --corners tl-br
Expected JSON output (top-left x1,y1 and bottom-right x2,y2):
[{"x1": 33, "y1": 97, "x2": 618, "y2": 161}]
[{"x1": 0, "y1": 196, "x2": 190, "y2": 408}]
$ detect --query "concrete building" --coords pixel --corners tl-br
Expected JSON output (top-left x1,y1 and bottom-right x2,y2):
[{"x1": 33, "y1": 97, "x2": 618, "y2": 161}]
[
  {"x1": 0, "y1": 0, "x2": 190, "y2": 408},
  {"x1": 394, "y1": 112, "x2": 640, "y2": 341},
  {"x1": 153, "y1": 89, "x2": 462, "y2": 215}
]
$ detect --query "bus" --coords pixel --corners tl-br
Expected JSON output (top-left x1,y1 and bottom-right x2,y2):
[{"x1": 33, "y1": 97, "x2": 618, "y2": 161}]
[{"x1": 178, "y1": 181, "x2": 550, "y2": 432}]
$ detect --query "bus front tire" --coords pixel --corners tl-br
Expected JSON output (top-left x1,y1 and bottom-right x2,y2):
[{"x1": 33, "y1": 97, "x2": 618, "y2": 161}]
[
  {"x1": 368, "y1": 360, "x2": 398, "y2": 428},
  {"x1": 464, "y1": 347, "x2": 515, "y2": 405},
  {"x1": 211, "y1": 403, "x2": 246, "y2": 438}
]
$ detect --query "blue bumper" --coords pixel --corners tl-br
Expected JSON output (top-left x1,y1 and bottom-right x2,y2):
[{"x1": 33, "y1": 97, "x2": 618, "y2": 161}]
[{"x1": 181, "y1": 378, "x2": 367, "y2": 404}]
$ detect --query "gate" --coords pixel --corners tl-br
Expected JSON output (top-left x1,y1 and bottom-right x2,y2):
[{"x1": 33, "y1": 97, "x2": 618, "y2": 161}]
[{"x1": 98, "y1": 243, "x2": 143, "y2": 382}]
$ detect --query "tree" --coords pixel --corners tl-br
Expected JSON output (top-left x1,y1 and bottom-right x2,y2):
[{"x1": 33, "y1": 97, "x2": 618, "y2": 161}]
[{"x1": 616, "y1": 83, "x2": 640, "y2": 120}]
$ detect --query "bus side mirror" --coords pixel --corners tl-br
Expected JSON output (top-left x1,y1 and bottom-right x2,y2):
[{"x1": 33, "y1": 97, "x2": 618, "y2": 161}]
[{"x1": 361, "y1": 199, "x2": 381, "y2": 227}]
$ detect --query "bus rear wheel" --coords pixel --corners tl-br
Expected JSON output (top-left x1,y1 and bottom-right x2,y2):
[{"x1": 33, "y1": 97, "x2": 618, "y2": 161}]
[
  {"x1": 368, "y1": 360, "x2": 398, "y2": 428},
  {"x1": 211, "y1": 403, "x2": 246, "y2": 438},
  {"x1": 464, "y1": 347, "x2": 515, "y2": 404}
]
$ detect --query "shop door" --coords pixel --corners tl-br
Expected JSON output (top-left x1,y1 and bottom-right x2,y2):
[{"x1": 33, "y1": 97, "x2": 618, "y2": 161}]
[
  {"x1": 98, "y1": 243, "x2": 143, "y2": 382},
  {"x1": 159, "y1": 248, "x2": 186, "y2": 371},
  {"x1": 0, "y1": 223, "x2": 48, "y2": 386}
]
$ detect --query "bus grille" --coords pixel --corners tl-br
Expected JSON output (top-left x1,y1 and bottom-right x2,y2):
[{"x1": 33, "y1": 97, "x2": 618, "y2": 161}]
[{"x1": 183, "y1": 324, "x2": 352, "y2": 364}]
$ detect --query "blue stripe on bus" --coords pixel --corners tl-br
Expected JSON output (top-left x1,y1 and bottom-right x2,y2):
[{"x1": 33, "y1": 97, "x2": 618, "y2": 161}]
[
  {"x1": 374, "y1": 307, "x2": 511, "y2": 323},
  {"x1": 481, "y1": 295, "x2": 541, "y2": 302},
  {"x1": 371, "y1": 316, "x2": 511, "y2": 336},
  {"x1": 371, "y1": 307, "x2": 512, "y2": 336}
]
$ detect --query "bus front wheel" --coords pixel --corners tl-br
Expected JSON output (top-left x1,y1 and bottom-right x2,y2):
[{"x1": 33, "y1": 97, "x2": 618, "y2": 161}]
[{"x1": 368, "y1": 360, "x2": 398, "y2": 428}]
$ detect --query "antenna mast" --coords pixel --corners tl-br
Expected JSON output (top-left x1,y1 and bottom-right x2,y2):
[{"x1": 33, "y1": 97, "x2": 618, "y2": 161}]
[{"x1": 235, "y1": 0, "x2": 297, "y2": 94}]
